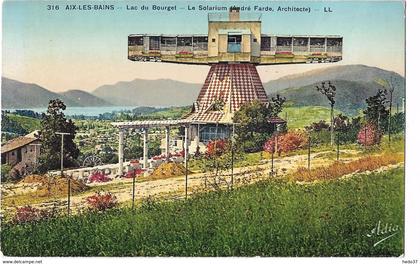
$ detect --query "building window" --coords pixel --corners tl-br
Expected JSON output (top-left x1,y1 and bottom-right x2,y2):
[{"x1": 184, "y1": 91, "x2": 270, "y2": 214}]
[
  {"x1": 193, "y1": 36, "x2": 208, "y2": 51},
  {"x1": 200, "y1": 125, "x2": 230, "y2": 143},
  {"x1": 212, "y1": 38, "x2": 216, "y2": 43},
  {"x1": 291, "y1": 37, "x2": 308, "y2": 52},
  {"x1": 261, "y1": 36, "x2": 271, "y2": 51},
  {"x1": 149, "y1": 36, "x2": 161, "y2": 50},
  {"x1": 177, "y1": 37, "x2": 192, "y2": 47},
  {"x1": 253, "y1": 38, "x2": 257, "y2": 42},
  {"x1": 128, "y1": 36, "x2": 143, "y2": 46},
  {"x1": 228, "y1": 35, "x2": 242, "y2": 53}
]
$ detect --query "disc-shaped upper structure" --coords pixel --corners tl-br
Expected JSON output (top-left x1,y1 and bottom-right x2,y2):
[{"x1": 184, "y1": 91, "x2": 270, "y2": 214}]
[{"x1": 128, "y1": 7, "x2": 343, "y2": 65}]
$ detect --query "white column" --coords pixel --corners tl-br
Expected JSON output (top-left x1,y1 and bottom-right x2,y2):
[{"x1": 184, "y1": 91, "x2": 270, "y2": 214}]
[
  {"x1": 143, "y1": 128, "x2": 148, "y2": 169},
  {"x1": 195, "y1": 124, "x2": 200, "y2": 146},
  {"x1": 324, "y1": 37, "x2": 327, "y2": 53},
  {"x1": 118, "y1": 129, "x2": 124, "y2": 176},
  {"x1": 165, "y1": 126, "x2": 170, "y2": 162},
  {"x1": 291, "y1": 37, "x2": 294, "y2": 53},
  {"x1": 308, "y1": 37, "x2": 311, "y2": 52},
  {"x1": 184, "y1": 126, "x2": 189, "y2": 167}
]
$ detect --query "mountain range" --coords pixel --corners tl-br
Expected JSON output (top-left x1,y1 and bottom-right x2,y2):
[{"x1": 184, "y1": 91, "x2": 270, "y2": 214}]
[
  {"x1": 1, "y1": 64, "x2": 405, "y2": 115},
  {"x1": 1, "y1": 78, "x2": 113, "y2": 108}
]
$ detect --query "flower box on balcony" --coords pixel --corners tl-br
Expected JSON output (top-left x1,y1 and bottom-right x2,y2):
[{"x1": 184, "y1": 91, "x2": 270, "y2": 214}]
[
  {"x1": 309, "y1": 52, "x2": 328, "y2": 57},
  {"x1": 144, "y1": 51, "x2": 161, "y2": 56},
  {"x1": 275, "y1": 51, "x2": 294, "y2": 58},
  {"x1": 176, "y1": 51, "x2": 193, "y2": 58}
]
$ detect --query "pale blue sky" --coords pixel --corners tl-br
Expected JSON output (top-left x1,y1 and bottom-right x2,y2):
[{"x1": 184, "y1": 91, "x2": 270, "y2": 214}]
[{"x1": 2, "y1": 0, "x2": 405, "y2": 91}]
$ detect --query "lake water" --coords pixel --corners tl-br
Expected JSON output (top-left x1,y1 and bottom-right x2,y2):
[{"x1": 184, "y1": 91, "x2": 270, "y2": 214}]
[{"x1": 5, "y1": 106, "x2": 136, "y2": 117}]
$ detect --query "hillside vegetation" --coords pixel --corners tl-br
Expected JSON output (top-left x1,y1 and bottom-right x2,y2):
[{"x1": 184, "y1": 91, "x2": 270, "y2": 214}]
[
  {"x1": 272, "y1": 80, "x2": 404, "y2": 115},
  {"x1": 6, "y1": 114, "x2": 41, "y2": 133}
]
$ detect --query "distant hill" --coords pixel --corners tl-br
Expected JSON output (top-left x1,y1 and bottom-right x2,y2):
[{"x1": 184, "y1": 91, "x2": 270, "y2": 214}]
[
  {"x1": 59, "y1": 90, "x2": 113, "y2": 107},
  {"x1": 92, "y1": 79, "x2": 201, "y2": 107},
  {"x1": 274, "y1": 80, "x2": 405, "y2": 115},
  {"x1": 2, "y1": 65, "x2": 405, "y2": 114},
  {"x1": 1, "y1": 78, "x2": 113, "y2": 108},
  {"x1": 1, "y1": 78, "x2": 76, "y2": 108},
  {"x1": 264, "y1": 64, "x2": 405, "y2": 95}
]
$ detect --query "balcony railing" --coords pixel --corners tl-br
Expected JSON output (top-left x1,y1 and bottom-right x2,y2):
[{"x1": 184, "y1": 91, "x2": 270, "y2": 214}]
[
  {"x1": 310, "y1": 46, "x2": 326, "y2": 52},
  {"x1": 327, "y1": 46, "x2": 342, "y2": 52},
  {"x1": 293, "y1": 46, "x2": 309, "y2": 52},
  {"x1": 276, "y1": 46, "x2": 292, "y2": 52}
]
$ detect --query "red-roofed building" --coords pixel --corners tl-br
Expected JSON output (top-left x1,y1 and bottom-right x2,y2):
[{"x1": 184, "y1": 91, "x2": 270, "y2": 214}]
[
  {"x1": 184, "y1": 63, "x2": 284, "y2": 147},
  {"x1": 1, "y1": 132, "x2": 41, "y2": 175}
]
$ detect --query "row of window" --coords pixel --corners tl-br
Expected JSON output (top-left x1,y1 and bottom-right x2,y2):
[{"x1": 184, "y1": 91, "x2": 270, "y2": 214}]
[
  {"x1": 129, "y1": 36, "x2": 208, "y2": 47},
  {"x1": 261, "y1": 37, "x2": 342, "y2": 51},
  {"x1": 129, "y1": 36, "x2": 342, "y2": 52}
]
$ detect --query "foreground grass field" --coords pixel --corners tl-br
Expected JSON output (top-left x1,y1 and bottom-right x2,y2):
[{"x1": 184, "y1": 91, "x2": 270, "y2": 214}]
[{"x1": 1, "y1": 167, "x2": 403, "y2": 257}]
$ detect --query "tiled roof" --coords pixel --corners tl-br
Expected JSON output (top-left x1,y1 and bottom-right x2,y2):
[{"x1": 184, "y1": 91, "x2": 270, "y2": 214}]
[
  {"x1": 1, "y1": 136, "x2": 39, "y2": 154},
  {"x1": 187, "y1": 63, "x2": 269, "y2": 124}
]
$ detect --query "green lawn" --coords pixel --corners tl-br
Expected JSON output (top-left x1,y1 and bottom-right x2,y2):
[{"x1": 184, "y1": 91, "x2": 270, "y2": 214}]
[
  {"x1": 280, "y1": 106, "x2": 344, "y2": 129},
  {"x1": 1, "y1": 167, "x2": 404, "y2": 257}
]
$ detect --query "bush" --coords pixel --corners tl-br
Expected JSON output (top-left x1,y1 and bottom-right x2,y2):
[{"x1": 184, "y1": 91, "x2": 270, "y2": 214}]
[
  {"x1": 305, "y1": 120, "x2": 330, "y2": 132},
  {"x1": 206, "y1": 139, "x2": 229, "y2": 157},
  {"x1": 86, "y1": 192, "x2": 118, "y2": 211},
  {"x1": 123, "y1": 168, "x2": 145, "y2": 178},
  {"x1": 13, "y1": 206, "x2": 42, "y2": 224},
  {"x1": 8, "y1": 168, "x2": 23, "y2": 182},
  {"x1": 263, "y1": 131, "x2": 308, "y2": 153},
  {"x1": 390, "y1": 112, "x2": 405, "y2": 134},
  {"x1": 88, "y1": 171, "x2": 111, "y2": 183},
  {"x1": 357, "y1": 123, "x2": 381, "y2": 146},
  {"x1": 1, "y1": 164, "x2": 12, "y2": 182}
]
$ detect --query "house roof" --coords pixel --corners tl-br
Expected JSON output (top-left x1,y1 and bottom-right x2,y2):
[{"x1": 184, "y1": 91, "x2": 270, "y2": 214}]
[
  {"x1": 1, "y1": 136, "x2": 39, "y2": 154},
  {"x1": 268, "y1": 116, "x2": 287, "y2": 124},
  {"x1": 185, "y1": 63, "x2": 269, "y2": 124}
]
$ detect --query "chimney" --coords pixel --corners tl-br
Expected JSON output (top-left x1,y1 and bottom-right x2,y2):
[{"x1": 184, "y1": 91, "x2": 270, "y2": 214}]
[{"x1": 229, "y1": 6, "x2": 240, "y2": 21}]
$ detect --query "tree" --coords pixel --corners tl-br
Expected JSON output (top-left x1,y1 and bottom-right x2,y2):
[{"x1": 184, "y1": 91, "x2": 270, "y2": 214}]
[
  {"x1": 1, "y1": 113, "x2": 28, "y2": 135},
  {"x1": 316, "y1": 81, "x2": 336, "y2": 146},
  {"x1": 363, "y1": 89, "x2": 389, "y2": 132},
  {"x1": 270, "y1": 94, "x2": 287, "y2": 117},
  {"x1": 232, "y1": 100, "x2": 274, "y2": 152},
  {"x1": 376, "y1": 77, "x2": 398, "y2": 143},
  {"x1": 38, "y1": 99, "x2": 80, "y2": 173}
]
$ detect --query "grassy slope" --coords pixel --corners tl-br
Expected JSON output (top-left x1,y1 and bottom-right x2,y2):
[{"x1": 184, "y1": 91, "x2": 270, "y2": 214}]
[
  {"x1": 2, "y1": 168, "x2": 403, "y2": 257},
  {"x1": 280, "y1": 106, "x2": 344, "y2": 130},
  {"x1": 6, "y1": 114, "x2": 41, "y2": 132}
]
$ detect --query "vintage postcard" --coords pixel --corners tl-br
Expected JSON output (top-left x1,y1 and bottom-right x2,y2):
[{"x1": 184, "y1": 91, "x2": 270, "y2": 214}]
[{"x1": 0, "y1": 0, "x2": 407, "y2": 260}]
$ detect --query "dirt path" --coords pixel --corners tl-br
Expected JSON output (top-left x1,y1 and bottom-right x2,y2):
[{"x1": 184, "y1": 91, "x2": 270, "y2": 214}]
[{"x1": 2, "y1": 149, "x2": 364, "y2": 216}]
